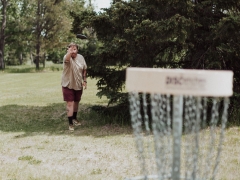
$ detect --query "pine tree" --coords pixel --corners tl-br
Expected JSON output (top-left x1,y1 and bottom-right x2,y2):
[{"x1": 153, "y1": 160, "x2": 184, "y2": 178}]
[{"x1": 71, "y1": 0, "x2": 240, "y2": 122}]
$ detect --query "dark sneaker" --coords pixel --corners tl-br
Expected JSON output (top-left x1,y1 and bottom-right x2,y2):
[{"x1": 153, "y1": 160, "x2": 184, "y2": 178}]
[{"x1": 73, "y1": 119, "x2": 81, "y2": 126}]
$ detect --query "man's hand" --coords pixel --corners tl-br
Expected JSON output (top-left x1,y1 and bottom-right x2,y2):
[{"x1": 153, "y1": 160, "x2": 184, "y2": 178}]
[
  {"x1": 67, "y1": 46, "x2": 74, "y2": 54},
  {"x1": 65, "y1": 46, "x2": 74, "y2": 62},
  {"x1": 83, "y1": 82, "x2": 87, "y2": 90},
  {"x1": 82, "y1": 70, "x2": 87, "y2": 90}
]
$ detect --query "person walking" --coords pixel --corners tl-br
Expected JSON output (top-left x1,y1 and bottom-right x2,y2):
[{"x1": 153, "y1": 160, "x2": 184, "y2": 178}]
[{"x1": 61, "y1": 42, "x2": 87, "y2": 131}]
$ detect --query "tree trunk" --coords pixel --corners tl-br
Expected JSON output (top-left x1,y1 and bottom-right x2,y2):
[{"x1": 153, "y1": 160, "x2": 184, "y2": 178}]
[
  {"x1": 0, "y1": 42, "x2": 4, "y2": 70},
  {"x1": 0, "y1": 0, "x2": 8, "y2": 70},
  {"x1": 43, "y1": 53, "x2": 45, "y2": 68},
  {"x1": 35, "y1": 0, "x2": 41, "y2": 70},
  {"x1": 18, "y1": 52, "x2": 23, "y2": 65},
  {"x1": 30, "y1": 53, "x2": 33, "y2": 64},
  {"x1": 36, "y1": 42, "x2": 40, "y2": 69}
]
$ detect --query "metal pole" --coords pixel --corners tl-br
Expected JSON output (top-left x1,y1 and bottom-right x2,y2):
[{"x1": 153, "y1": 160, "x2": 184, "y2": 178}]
[{"x1": 172, "y1": 95, "x2": 183, "y2": 180}]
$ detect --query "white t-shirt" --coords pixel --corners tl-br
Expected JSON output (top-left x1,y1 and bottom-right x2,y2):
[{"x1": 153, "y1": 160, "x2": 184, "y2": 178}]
[{"x1": 61, "y1": 54, "x2": 87, "y2": 90}]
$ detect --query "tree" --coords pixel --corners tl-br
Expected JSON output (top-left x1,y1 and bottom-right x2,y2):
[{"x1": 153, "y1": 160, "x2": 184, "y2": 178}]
[
  {"x1": 1, "y1": 0, "x2": 87, "y2": 69},
  {"x1": 70, "y1": 0, "x2": 194, "y2": 106},
  {"x1": 0, "y1": 0, "x2": 28, "y2": 67},
  {"x1": 71, "y1": 0, "x2": 240, "y2": 112},
  {"x1": 4, "y1": 0, "x2": 32, "y2": 65},
  {"x1": 0, "y1": 0, "x2": 9, "y2": 69},
  {"x1": 29, "y1": 0, "x2": 68, "y2": 69}
]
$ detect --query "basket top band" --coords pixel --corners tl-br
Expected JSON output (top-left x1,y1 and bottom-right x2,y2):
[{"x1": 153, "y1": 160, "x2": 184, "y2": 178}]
[{"x1": 126, "y1": 68, "x2": 233, "y2": 97}]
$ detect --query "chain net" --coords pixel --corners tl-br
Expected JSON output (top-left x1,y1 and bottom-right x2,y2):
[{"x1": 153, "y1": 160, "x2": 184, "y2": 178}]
[{"x1": 126, "y1": 92, "x2": 229, "y2": 180}]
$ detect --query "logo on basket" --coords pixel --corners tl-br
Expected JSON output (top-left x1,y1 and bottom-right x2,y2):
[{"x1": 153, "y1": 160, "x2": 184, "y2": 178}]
[{"x1": 165, "y1": 75, "x2": 206, "y2": 89}]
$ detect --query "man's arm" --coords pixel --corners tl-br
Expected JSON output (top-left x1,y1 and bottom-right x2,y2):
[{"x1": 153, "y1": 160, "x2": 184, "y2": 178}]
[
  {"x1": 82, "y1": 69, "x2": 87, "y2": 89},
  {"x1": 64, "y1": 47, "x2": 73, "y2": 63}
]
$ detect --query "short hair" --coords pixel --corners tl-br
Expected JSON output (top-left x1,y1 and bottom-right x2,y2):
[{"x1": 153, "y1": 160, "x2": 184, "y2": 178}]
[{"x1": 67, "y1": 42, "x2": 79, "y2": 50}]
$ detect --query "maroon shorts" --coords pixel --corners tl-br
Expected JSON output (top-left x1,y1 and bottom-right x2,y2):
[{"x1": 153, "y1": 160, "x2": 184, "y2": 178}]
[{"x1": 62, "y1": 87, "x2": 83, "y2": 102}]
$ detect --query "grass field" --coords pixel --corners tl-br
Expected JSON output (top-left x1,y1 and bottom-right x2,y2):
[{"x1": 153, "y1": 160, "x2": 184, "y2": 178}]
[{"x1": 0, "y1": 63, "x2": 240, "y2": 180}]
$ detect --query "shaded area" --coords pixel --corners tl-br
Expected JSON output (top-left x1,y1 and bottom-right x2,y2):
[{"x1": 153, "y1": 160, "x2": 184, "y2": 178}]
[
  {"x1": 3, "y1": 66, "x2": 62, "y2": 73},
  {"x1": 0, "y1": 103, "x2": 132, "y2": 137}
]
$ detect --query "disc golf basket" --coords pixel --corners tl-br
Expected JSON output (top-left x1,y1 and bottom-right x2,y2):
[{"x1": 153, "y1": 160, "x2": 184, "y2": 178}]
[{"x1": 125, "y1": 68, "x2": 233, "y2": 180}]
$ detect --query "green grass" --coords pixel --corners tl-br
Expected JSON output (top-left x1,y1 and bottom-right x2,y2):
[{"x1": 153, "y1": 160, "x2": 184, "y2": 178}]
[
  {"x1": 0, "y1": 68, "x2": 126, "y2": 134},
  {"x1": 18, "y1": 155, "x2": 42, "y2": 165},
  {"x1": 0, "y1": 63, "x2": 138, "y2": 180},
  {"x1": 0, "y1": 63, "x2": 240, "y2": 180}
]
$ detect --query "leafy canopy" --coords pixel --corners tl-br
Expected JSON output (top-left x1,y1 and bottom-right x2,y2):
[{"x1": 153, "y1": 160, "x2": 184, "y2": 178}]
[{"x1": 71, "y1": 0, "x2": 240, "y2": 106}]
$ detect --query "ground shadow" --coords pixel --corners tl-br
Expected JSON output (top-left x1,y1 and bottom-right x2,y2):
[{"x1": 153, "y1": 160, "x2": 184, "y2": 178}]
[{"x1": 0, "y1": 103, "x2": 133, "y2": 138}]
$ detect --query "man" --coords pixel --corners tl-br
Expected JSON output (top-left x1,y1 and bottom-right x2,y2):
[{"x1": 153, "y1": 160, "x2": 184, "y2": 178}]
[{"x1": 61, "y1": 42, "x2": 87, "y2": 131}]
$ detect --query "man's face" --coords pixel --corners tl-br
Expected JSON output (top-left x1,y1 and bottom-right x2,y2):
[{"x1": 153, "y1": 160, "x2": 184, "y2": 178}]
[{"x1": 70, "y1": 46, "x2": 78, "y2": 59}]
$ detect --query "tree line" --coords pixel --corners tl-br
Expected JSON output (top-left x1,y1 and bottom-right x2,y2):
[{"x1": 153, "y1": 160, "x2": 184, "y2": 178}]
[{"x1": 0, "y1": 0, "x2": 89, "y2": 69}]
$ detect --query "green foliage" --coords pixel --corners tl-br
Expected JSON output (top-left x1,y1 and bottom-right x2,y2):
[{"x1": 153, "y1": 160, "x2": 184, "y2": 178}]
[
  {"x1": 1, "y1": 0, "x2": 87, "y2": 69},
  {"x1": 229, "y1": 93, "x2": 240, "y2": 126},
  {"x1": 69, "y1": 0, "x2": 240, "y2": 124},
  {"x1": 70, "y1": 1, "x2": 196, "y2": 105},
  {"x1": 47, "y1": 49, "x2": 65, "y2": 64}
]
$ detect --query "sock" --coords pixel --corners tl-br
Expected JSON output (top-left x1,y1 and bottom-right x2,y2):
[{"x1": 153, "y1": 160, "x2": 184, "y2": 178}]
[
  {"x1": 73, "y1": 112, "x2": 77, "y2": 120},
  {"x1": 68, "y1": 116, "x2": 73, "y2": 125}
]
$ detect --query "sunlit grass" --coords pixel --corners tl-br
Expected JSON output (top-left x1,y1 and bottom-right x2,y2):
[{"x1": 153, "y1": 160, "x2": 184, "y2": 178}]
[{"x1": 0, "y1": 65, "x2": 108, "y2": 107}]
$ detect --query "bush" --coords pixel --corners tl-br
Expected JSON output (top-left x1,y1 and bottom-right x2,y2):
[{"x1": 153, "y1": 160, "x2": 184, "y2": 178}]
[
  {"x1": 228, "y1": 94, "x2": 240, "y2": 126},
  {"x1": 47, "y1": 50, "x2": 65, "y2": 64}
]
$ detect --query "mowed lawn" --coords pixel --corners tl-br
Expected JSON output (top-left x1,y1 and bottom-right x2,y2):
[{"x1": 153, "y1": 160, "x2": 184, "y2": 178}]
[{"x1": 0, "y1": 70, "x2": 240, "y2": 180}]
